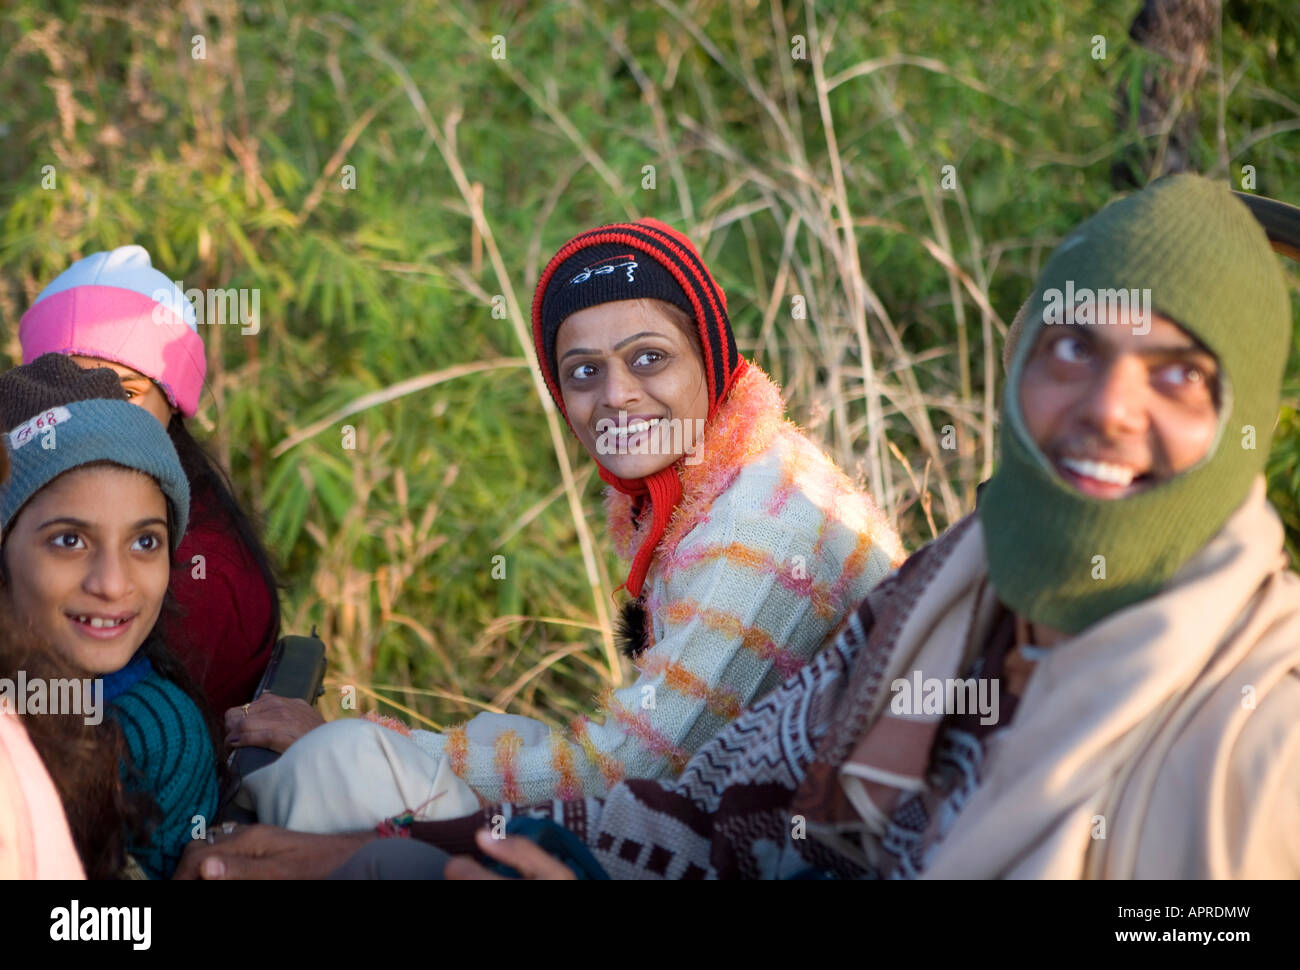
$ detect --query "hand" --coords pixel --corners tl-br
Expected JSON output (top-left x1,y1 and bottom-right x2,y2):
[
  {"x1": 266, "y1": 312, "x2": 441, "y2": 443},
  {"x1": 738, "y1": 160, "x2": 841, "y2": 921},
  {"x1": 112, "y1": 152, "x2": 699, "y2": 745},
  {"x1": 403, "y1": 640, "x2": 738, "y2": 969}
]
[
  {"x1": 175, "y1": 823, "x2": 376, "y2": 880},
  {"x1": 444, "y1": 828, "x2": 577, "y2": 880},
  {"x1": 225, "y1": 694, "x2": 325, "y2": 753}
]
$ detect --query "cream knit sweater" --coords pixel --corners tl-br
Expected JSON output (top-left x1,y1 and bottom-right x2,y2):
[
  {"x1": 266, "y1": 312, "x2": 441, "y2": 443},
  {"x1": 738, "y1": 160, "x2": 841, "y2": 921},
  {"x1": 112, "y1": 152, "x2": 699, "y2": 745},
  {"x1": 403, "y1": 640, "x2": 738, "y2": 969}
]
[{"x1": 407, "y1": 364, "x2": 904, "y2": 805}]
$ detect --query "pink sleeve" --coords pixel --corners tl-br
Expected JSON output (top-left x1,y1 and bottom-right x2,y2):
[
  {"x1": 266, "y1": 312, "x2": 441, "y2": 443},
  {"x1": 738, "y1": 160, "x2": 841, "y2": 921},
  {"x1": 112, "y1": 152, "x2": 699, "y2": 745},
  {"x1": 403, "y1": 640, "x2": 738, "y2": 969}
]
[{"x1": 0, "y1": 712, "x2": 85, "y2": 879}]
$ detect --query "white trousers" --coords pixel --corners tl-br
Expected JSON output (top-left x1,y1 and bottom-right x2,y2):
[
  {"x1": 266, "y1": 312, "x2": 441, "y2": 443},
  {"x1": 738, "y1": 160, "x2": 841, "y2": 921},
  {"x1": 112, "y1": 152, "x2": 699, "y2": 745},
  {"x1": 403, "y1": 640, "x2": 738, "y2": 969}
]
[{"x1": 239, "y1": 719, "x2": 481, "y2": 833}]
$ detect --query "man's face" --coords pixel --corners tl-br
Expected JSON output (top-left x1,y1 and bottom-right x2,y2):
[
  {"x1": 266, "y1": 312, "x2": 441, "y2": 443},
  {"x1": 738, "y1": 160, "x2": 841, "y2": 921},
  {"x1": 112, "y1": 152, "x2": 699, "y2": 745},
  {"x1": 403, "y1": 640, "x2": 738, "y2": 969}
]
[{"x1": 1018, "y1": 309, "x2": 1220, "y2": 500}]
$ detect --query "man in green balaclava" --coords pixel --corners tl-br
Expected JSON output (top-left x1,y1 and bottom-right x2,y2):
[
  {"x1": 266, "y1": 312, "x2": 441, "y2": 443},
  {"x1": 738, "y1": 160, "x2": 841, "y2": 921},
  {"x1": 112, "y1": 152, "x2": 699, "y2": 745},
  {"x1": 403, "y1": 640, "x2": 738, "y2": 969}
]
[
  {"x1": 981, "y1": 174, "x2": 1291, "y2": 638},
  {"x1": 179, "y1": 175, "x2": 1300, "y2": 882}
]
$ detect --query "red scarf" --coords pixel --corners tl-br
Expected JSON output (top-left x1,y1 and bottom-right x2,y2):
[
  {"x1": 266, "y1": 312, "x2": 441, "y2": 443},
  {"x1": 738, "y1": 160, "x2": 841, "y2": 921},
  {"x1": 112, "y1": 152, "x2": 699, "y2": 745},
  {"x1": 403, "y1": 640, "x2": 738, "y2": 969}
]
[{"x1": 598, "y1": 463, "x2": 683, "y2": 598}]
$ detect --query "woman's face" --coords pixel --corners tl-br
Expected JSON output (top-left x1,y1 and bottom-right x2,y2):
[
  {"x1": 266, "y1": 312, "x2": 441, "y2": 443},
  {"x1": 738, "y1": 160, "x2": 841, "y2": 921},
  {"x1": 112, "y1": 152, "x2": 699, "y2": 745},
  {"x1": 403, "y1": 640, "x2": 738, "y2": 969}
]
[
  {"x1": 2, "y1": 465, "x2": 170, "y2": 674},
  {"x1": 555, "y1": 299, "x2": 710, "y2": 479},
  {"x1": 68, "y1": 356, "x2": 175, "y2": 427}
]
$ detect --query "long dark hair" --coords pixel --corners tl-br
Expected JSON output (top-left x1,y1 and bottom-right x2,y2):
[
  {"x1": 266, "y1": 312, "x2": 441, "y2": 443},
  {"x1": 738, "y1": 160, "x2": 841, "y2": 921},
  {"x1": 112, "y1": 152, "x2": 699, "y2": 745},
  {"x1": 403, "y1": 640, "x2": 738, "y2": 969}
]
[
  {"x1": 166, "y1": 414, "x2": 282, "y2": 643},
  {"x1": 0, "y1": 618, "x2": 150, "y2": 878},
  {"x1": 0, "y1": 446, "x2": 145, "y2": 878}
]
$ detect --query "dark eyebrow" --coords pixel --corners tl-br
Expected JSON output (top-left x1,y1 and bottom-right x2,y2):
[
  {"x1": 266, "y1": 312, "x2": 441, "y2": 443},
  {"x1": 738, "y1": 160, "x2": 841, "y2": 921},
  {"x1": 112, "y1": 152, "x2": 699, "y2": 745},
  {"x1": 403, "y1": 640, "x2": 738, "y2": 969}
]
[
  {"x1": 559, "y1": 331, "x2": 669, "y2": 361},
  {"x1": 38, "y1": 517, "x2": 167, "y2": 531},
  {"x1": 1040, "y1": 327, "x2": 1216, "y2": 365},
  {"x1": 38, "y1": 516, "x2": 93, "y2": 531},
  {"x1": 614, "y1": 330, "x2": 667, "y2": 351},
  {"x1": 1131, "y1": 343, "x2": 1216, "y2": 364}
]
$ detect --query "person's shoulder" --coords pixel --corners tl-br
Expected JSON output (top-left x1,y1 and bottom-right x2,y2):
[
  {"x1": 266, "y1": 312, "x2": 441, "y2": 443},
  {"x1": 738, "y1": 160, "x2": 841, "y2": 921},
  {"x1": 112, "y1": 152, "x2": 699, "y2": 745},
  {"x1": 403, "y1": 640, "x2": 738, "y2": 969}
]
[
  {"x1": 690, "y1": 430, "x2": 908, "y2": 573},
  {"x1": 1219, "y1": 565, "x2": 1300, "y2": 799},
  {"x1": 174, "y1": 494, "x2": 251, "y2": 563},
  {"x1": 726, "y1": 427, "x2": 892, "y2": 526},
  {"x1": 1219, "y1": 661, "x2": 1300, "y2": 875},
  {"x1": 1232, "y1": 662, "x2": 1300, "y2": 756},
  {"x1": 111, "y1": 672, "x2": 211, "y2": 747},
  {"x1": 112, "y1": 673, "x2": 216, "y2": 807},
  {"x1": 711, "y1": 428, "x2": 846, "y2": 514}
]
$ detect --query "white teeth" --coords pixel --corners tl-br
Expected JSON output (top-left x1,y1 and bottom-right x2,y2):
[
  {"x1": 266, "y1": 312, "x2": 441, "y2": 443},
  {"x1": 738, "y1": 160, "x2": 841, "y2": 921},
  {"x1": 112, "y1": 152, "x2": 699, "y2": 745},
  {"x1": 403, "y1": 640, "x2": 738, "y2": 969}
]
[
  {"x1": 614, "y1": 418, "x2": 660, "y2": 438},
  {"x1": 75, "y1": 615, "x2": 125, "y2": 628},
  {"x1": 1060, "y1": 457, "x2": 1136, "y2": 487}
]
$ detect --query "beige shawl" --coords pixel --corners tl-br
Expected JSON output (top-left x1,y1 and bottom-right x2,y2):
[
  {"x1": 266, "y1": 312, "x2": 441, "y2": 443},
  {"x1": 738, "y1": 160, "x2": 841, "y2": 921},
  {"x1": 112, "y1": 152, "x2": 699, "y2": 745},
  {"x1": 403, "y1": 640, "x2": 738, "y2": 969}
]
[{"x1": 812, "y1": 478, "x2": 1300, "y2": 878}]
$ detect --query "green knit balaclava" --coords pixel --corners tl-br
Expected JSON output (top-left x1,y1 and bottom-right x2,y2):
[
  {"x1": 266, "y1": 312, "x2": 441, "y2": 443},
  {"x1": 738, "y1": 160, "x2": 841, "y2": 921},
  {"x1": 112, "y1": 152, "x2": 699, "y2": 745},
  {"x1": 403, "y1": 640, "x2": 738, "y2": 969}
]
[{"x1": 979, "y1": 175, "x2": 1292, "y2": 633}]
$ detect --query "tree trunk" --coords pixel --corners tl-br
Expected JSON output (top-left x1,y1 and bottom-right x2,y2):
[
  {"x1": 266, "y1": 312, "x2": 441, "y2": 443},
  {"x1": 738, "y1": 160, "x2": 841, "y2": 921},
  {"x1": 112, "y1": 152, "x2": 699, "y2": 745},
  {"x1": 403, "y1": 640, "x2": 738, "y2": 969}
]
[{"x1": 1112, "y1": 0, "x2": 1220, "y2": 188}]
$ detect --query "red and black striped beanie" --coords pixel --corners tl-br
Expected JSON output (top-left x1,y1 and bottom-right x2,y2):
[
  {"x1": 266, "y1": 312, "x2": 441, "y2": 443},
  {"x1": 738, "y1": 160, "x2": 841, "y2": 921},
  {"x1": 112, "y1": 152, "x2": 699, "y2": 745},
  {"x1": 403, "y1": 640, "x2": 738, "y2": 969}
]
[
  {"x1": 532, "y1": 218, "x2": 744, "y2": 422},
  {"x1": 531, "y1": 219, "x2": 748, "y2": 599}
]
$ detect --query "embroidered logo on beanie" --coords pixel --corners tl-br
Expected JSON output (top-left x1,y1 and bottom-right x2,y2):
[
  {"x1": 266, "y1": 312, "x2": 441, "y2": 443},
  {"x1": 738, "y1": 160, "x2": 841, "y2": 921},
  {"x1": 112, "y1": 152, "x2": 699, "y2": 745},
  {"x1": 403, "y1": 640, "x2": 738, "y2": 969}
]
[
  {"x1": 568, "y1": 254, "x2": 639, "y2": 286},
  {"x1": 0, "y1": 354, "x2": 191, "y2": 546}
]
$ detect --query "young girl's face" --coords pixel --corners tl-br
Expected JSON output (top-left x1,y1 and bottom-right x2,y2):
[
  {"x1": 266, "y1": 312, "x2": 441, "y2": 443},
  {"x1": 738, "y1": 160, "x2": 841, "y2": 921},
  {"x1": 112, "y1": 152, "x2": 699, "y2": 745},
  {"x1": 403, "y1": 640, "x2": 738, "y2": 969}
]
[
  {"x1": 68, "y1": 356, "x2": 175, "y2": 428},
  {"x1": 2, "y1": 465, "x2": 170, "y2": 674},
  {"x1": 556, "y1": 299, "x2": 710, "y2": 479}
]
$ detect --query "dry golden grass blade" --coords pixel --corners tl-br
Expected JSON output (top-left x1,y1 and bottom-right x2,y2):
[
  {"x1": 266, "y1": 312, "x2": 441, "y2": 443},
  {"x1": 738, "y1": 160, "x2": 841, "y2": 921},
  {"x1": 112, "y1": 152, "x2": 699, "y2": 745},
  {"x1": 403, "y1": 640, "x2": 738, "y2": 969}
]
[
  {"x1": 331, "y1": 21, "x2": 620, "y2": 682},
  {"x1": 382, "y1": 610, "x2": 456, "y2": 675},
  {"x1": 270, "y1": 358, "x2": 527, "y2": 458},
  {"x1": 489, "y1": 642, "x2": 603, "y2": 711},
  {"x1": 359, "y1": 681, "x2": 509, "y2": 714},
  {"x1": 470, "y1": 614, "x2": 606, "y2": 655},
  {"x1": 295, "y1": 85, "x2": 401, "y2": 227},
  {"x1": 887, "y1": 438, "x2": 940, "y2": 541},
  {"x1": 341, "y1": 682, "x2": 448, "y2": 730},
  {"x1": 493, "y1": 464, "x2": 596, "y2": 549}
]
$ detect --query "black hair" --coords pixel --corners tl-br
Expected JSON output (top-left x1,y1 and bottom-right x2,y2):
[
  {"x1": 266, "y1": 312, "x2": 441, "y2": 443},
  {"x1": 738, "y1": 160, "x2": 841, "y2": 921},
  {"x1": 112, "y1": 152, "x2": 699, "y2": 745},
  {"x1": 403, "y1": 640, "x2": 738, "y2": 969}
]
[
  {"x1": 0, "y1": 613, "x2": 153, "y2": 878},
  {"x1": 166, "y1": 414, "x2": 282, "y2": 646}
]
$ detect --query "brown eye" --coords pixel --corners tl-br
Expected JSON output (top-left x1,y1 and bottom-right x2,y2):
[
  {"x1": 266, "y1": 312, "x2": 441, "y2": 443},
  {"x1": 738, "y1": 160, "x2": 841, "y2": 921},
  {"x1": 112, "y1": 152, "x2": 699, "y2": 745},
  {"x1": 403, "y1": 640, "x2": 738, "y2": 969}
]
[
  {"x1": 633, "y1": 350, "x2": 666, "y2": 368},
  {"x1": 567, "y1": 362, "x2": 598, "y2": 382},
  {"x1": 132, "y1": 532, "x2": 164, "y2": 552},
  {"x1": 1158, "y1": 363, "x2": 1206, "y2": 388},
  {"x1": 1050, "y1": 335, "x2": 1090, "y2": 364}
]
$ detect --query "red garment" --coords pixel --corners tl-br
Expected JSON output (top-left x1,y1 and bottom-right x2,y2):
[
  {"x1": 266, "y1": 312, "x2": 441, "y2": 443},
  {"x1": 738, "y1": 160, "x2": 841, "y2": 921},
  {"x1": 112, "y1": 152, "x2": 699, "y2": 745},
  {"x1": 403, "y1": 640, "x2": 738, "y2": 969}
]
[{"x1": 164, "y1": 486, "x2": 277, "y2": 715}]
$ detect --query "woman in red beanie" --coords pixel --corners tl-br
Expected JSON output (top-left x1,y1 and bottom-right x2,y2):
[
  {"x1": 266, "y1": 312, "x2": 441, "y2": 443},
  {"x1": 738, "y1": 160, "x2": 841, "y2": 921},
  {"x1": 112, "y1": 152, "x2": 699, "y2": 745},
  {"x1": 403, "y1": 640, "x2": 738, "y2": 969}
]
[{"x1": 227, "y1": 219, "x2": 904, "y2": 834}]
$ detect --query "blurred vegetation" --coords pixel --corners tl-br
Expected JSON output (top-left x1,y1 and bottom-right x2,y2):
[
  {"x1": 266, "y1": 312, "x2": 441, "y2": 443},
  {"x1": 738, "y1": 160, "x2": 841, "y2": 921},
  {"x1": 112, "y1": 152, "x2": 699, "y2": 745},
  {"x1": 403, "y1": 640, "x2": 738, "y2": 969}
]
[{"x1": 1, "y1": 0, "x2": 1296, "y2": 729}]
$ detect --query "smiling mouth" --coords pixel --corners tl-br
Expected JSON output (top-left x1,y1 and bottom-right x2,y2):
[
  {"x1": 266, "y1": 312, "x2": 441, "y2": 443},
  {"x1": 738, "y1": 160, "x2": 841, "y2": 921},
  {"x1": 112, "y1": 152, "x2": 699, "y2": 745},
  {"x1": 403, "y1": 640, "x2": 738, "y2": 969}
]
[
  {"x1": 1056, "y1": 456, "x2": 1154, "y2": 497},
  {"x1": 66, "y1": 612, "x2": 137, "y2": 639},
  {"x1": 604, "y1": 417, "x2": 664, "y2": 440}
]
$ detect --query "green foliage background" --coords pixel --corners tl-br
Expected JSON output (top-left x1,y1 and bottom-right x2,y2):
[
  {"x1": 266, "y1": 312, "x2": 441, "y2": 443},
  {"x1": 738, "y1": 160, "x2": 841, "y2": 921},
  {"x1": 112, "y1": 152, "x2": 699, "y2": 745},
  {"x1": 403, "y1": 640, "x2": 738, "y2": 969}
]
[{"x1": 1, "y1": 0, "x2": 1296, "y2": 728}]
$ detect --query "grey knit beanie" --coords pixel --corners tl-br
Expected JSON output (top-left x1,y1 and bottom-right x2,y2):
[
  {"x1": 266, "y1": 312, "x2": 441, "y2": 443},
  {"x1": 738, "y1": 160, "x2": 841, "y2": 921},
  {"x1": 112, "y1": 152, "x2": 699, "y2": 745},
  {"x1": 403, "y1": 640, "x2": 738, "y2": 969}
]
[{"x1": 0, "y1": 353, "x2": 190, "y2": 547}]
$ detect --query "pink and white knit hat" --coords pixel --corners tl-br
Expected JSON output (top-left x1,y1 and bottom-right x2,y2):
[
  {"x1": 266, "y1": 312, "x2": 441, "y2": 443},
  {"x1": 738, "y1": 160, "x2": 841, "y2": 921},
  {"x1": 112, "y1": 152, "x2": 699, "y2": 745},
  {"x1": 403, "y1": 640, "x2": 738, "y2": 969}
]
[{"x1": 18, "y1": 246, "x2": 206, "y2": 417}]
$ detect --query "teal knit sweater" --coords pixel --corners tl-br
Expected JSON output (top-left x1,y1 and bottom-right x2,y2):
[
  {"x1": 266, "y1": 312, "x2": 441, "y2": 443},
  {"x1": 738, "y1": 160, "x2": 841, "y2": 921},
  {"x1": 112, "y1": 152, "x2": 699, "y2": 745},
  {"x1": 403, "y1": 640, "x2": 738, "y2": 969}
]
[{"x1": 107, "y1": 655, "x2": 218, "y2": 879}]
